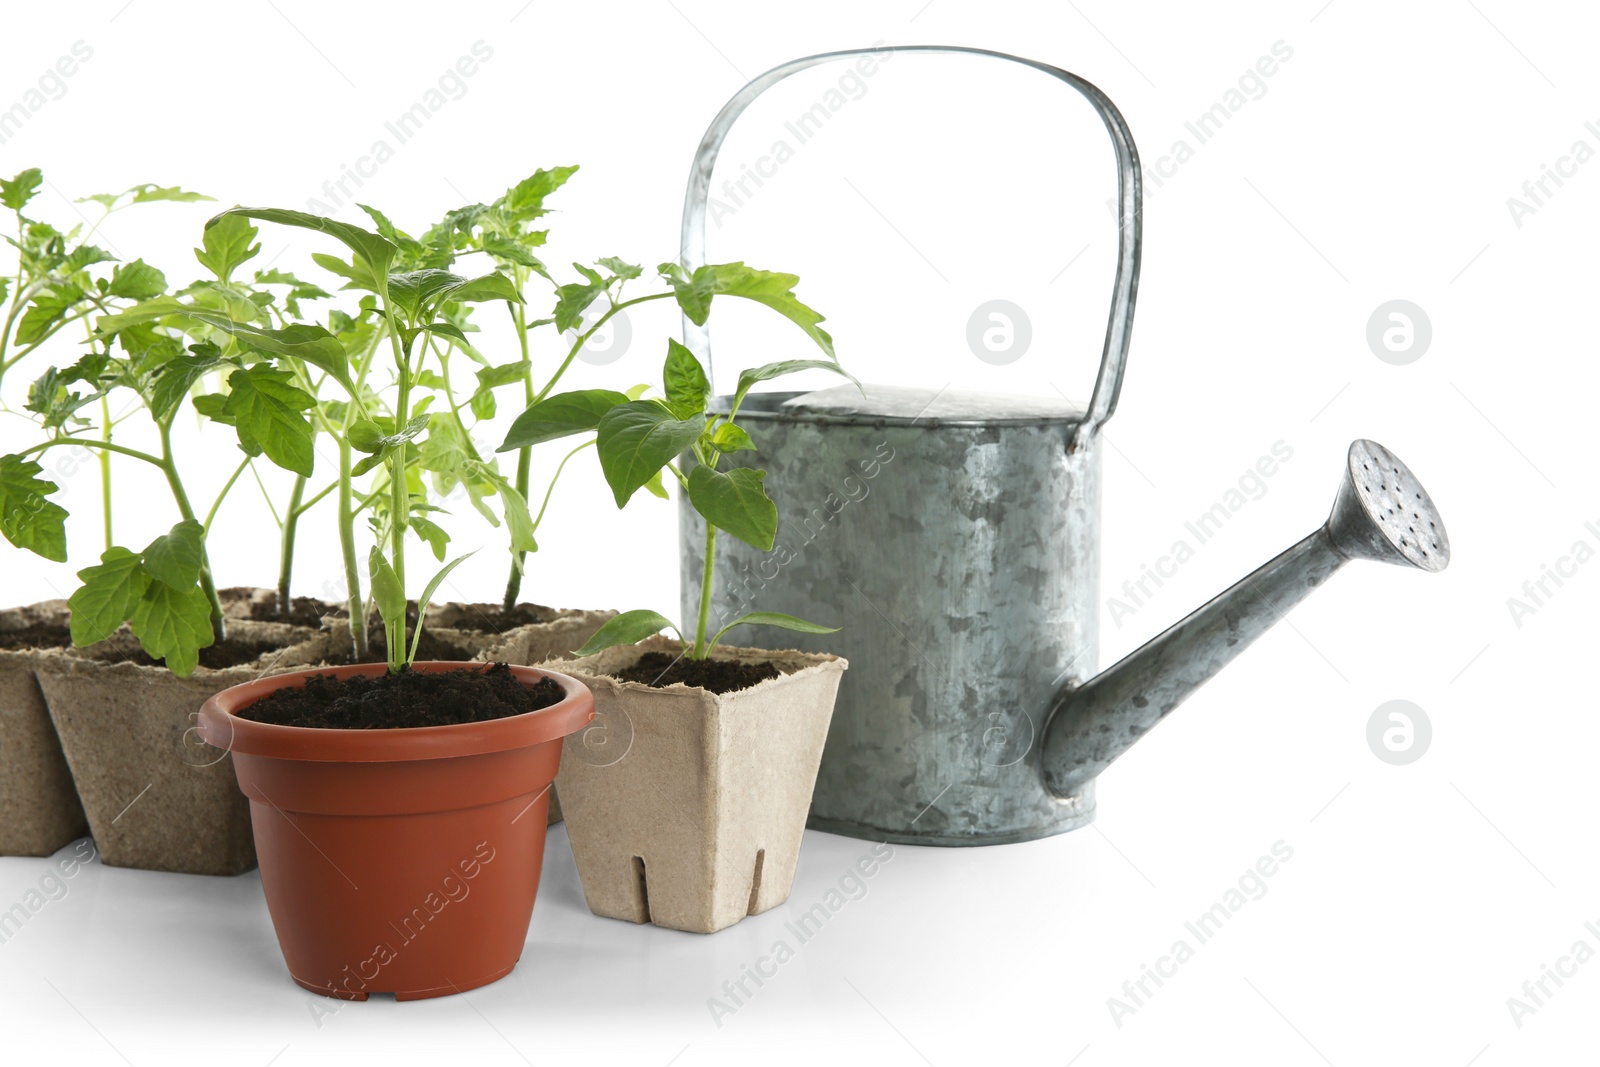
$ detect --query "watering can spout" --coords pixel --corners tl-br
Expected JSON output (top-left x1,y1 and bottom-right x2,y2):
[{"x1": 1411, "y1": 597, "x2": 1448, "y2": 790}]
[{"x1": 1041, "y1": 440, "x2": 1449, "y2": 798}]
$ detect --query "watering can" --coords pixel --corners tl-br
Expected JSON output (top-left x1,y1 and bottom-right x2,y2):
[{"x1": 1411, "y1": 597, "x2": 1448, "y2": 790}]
[{"x1": 674, "y1": 47, "x2": 1451, "y2": 846}]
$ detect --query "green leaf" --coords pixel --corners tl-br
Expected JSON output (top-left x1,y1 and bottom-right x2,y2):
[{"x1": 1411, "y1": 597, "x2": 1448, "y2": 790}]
[
  {"x1": 663, "y1": 339, "x2": 710, "y2": 419},
  {"x1": 194, "y1": 214, "x2": 260, "y2": 281},
  {"x1": 597, "y1": 256, "x2": 642, "y2": 280},
  {"x1": 130, "y1": 579, "x2": 215, "y2": 677},
  {"x1": 140, "y1": 519, "x2": 205, "y2": 589},
  {"x1": 62, "y1": 245, "x2": 116, "y2": 273},
  {"x1": 126, "y1": 183, "x2": 212, "y2": 205},
  {"x1": 108, "y1": 259, "x2": 168, "y2": 300},
  {"x1": 709, "y1": 611, "x2": 839, "y2": 651},
  {"x1": 711, "y1": 423, "x2": 756, "y2": 453},
  {"x1": 224, "y1": 365, "x2": 316, "y2": 476},
  {"x1": 149, "y1": 347, "x2": 224, "y2": 421},
  {"x1": 16, "y1": 285, "x2": 85, "y2": 346},
  {"x1": 444, "y1": 272, "x2": 522, "y2": 304},
  {"x1": 594, "y1": 401, "x2": 704, "y2": 507},
  {"x1": 94, "y1": 297, "x2": 351, "y2": 386},
  {"x1": 497, "y1": 479, "x2": 537, "y2": 556},
  {"x1": 552, "y1": 264, "x2": 607, "y2": 334},
  {"x1": 367, "y1": 547, "x2": 405, "y2": 629},
  {"x1": 481, "y1": 233, "x2": 548, "y2": 273},
  {"x1": 688, "y1": 465, "x2": 777, "y2": 551},
  {"x1": 504, "y1": 165, "x2": 578, "y2": 220},
  {"x1": 68, "y1": 547, "x2": 150, "y2": 646},
  {"x1": 732, "y1": 359, "x2": 861, "y2": 416},
  {"x1": 658, "y1": 262, "x2": 834, "y2": 357},
  {"x1": 476, "y1": 361, "x2": 529, "y2": 392},
  {"x1": 1, "y1": 168, "x2": 43, "y2": 211},
  {"x1": 498, "y1": 388, "x2": 627, "y2": 451},
  {"x1": 409, "y1": 552, "x2": 476, "y2": 664},
  {"x1": 574, "y1": 609, "x2": 682, "y2": 657},
  {"x1": 0, "y1": 455, "x2": 68, "y2": 562},
  {"x1": 411, "y1": 515, "x2": 450, "y2": 561},
  {"x1": 310, "y1": 251, "x2": 379, "y2": 293},
  {"x1": 642, "y1": 469, "x2": 669, "y2": 500},
  {"x1": 210, "y1": 208, "x2": 396, "y2": 295},
  {"x1": 349, "y1": 413, "x2": 430, "y2": 455}
]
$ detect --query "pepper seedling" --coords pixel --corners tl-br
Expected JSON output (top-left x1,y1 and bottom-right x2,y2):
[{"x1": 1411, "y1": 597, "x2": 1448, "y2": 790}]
[{"x1": 572, "y1": 339, "x2": 859, "y2": 660}]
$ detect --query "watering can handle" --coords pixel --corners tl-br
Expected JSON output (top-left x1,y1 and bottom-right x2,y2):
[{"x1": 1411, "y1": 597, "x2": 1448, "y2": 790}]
[{"x1": 678, "y1": 45, "x2": 1142, "y2": 446}]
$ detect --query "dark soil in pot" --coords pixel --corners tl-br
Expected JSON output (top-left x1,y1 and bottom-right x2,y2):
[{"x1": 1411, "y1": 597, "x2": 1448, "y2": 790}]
[
  {"x1": 318, "y1": 626, "x2": 479, "y2": 666},
  {"x1": 436, "y1": 603, "x2": 554, "y2": 632},
  {"x1": 614, "y1": 651, "x2": 779, "y2": 694},
  {"x1": 0, "y1": 620, "x2": 72, "y2": 651},
  {"x1": 78, "y1": 631, "x2": 307, "y2": 670},
  {"x1": 238, "y1": 663, "x2": 564, "y2": 730}
]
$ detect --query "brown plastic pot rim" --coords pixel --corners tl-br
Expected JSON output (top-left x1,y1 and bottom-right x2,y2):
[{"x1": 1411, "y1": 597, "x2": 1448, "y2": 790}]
[{"x1": 197, "y1": 661, "x2": 594, "y2": 763}]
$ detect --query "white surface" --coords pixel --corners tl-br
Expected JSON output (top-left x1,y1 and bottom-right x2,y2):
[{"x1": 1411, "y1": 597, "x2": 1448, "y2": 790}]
[{"x1": 2, "y1": 0, "x2": 1596, "y2": 1063}]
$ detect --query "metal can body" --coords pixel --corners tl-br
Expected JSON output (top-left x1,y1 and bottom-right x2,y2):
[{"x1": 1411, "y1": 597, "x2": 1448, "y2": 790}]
[{"x1": 680, "y1": 394, "x2": 1099, "y2": 845}]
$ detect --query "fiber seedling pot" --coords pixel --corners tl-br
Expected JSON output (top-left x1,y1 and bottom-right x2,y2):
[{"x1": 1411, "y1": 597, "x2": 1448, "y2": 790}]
[
  {"x1": 197, "y1": 662, "x2": 593, "y2": 1001},
  {"x1": 32, "y1": 621, "x2": 331, "y2": 876},
  {"x1": 555, "y1": 636, "x2": 846, "y2": 934},
  {"x1": 0, "y1": 601, "x2": 87, "y2": 856}
]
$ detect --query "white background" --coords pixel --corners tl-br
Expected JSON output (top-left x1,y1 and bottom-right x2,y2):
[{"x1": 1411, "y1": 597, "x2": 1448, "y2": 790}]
[{"x1": 1, "y1": 1, "x2": 1595, "y2": 1064}]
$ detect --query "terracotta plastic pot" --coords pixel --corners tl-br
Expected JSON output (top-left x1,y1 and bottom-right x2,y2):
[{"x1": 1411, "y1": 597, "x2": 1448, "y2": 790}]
[{"x1": 197, "y1": 661, "x2": 593, "y2": 1000}]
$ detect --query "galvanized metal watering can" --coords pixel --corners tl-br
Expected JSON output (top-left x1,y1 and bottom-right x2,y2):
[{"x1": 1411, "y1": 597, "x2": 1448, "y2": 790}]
[{"x1": 675, "y1": 47, "x2": 1451, "y2": 846}]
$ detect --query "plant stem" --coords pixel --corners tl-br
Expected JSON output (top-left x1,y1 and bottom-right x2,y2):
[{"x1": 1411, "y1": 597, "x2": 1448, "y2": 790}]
[
  {"x1": 98, "y1": 395, "x2": 113, "y2": 551},
  {"x1": 381, "y1": 299, "x2": 410, "y2": 666},
  {"x1": 337, "y1": 436, "x2": 367, "y2": 660},
  {"x1": 530, "y1": 440, "x2": 594, "y2": 534},
  {"x1": 20, "y1": 436, "x2": 163, "y2": 466},
  {"x1": 278, "y1": 474, "x2": 306, "y2": 617},
  {"x1": 503, "y1": 296, "x2": 534, "y2": 611},
  {"x1": 531, "y1": 292, "x2": 671, "y2": 406},
  {"x1": 693, "y1": 518, "x2": 717, "y2": 660},
  {"x1": 202, "y1": 456, "x2": 251, "y2": 535},
  {"x1": 158, "y1": 421, "x2": 226, "y2": 644}
]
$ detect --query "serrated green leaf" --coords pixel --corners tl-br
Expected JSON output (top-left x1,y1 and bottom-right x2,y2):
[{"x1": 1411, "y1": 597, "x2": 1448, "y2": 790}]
[
  {"x1": 595, "y1": 401, "x2": 703, "y2": 508},
  {"x1": 0, "y1": 454, "x2": 68, "y2": 562},
  {"x1": 97, "y1": 299, "x2": 353, "y2": 391},
  {"x1": 574, "y1": 609, "x2": 681, "y2": 657},
  {"x1": 130, "y1": 579, "x2": 215, "y2": 677},
  {"x1": 194, "y1": 214, "x2": 260, "y2": 281},
  {"x1": 504, "y1": 165, "x2": 578, "y2": 221},
  {"x1": 140, "y1": 519, "x2": 205, "y2": 589},
  {"x1": 16, "y1": 285, "x2": 84, "y2": 346},
  {"x1": 663, "y1": 338, "x2": 710, "y2": 419},
  {"x1": 127, "y1": 183, "x2": 212, "y2": 205},
  {"x1": 481, "y1": 233, "x2": 548, "y2": 273},
  {"x1": 1, "y1": 169, "x2": 43, "y2": 211},
  {"x1": 211, "y1": 208, "x2": 396, "y2": 296},
  {"x1": 68, "y1": 547, "x2": 149, "y2": 646},
  {"x1": 62, "y1": 245, "x2": 115, "y2": 273},
  {"x1": 108, "y1": 259, "x2": 167, "y2": 300},
  {"x1": 498, "y1": 388, "x2": 627, "y2": 452},
  {"x1": 224, "y1": 366, "x2": 316, "y2": 476},
  {"x1": 597, "y1": 256, "x2": 642, "y2": 280},
  {"x1": 687, "y1": 465, "x2": 776, "y2": 550},
  {"x1": 658, "y1": 261, "x2": 833, "y2": 357},
  {"x1": 148, "y1": 347, "x2": 222, "y2": 421}
]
